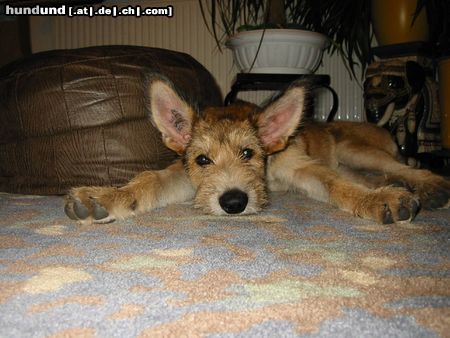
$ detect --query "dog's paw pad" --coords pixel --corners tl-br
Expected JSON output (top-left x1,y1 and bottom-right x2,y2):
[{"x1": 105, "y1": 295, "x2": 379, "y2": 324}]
[
  {"x1": 397, "y1": 205, "x2": 410, "y2": 221},
  {"x1": 91, "y1": 199, "x2": 109, "y2": 220},
  {"x1": 73, "y1": 200, "x2": 90, "y2": 219},
  {"x1": 64, "y1": 202, "x2": 78, "y2": 220},
  {"x1": 64, "y1": 199, "x2": 90, "y2": 220},
  {"x1": 396, "y1": 197, "x2": 419, "y2": 222},
  {"x1": 421, "y1": 188, "x2": 449, "y2": 210}
]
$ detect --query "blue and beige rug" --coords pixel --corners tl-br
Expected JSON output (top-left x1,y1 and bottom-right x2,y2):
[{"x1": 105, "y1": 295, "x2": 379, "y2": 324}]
[{"x1": 0, "y1": 191, "x2": 449, "y2": 337}]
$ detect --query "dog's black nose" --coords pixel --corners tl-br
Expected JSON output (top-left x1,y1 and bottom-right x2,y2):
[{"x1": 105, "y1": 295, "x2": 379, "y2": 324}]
[{"x1": 219, "y1": 189, "x2": 248, "y2": 214}]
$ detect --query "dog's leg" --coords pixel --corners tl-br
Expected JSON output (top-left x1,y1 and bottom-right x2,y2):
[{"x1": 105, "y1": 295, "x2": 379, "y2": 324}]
[
  {"x1": 270, "y1": 153, "x2": 419, "y2": 223},
  {"x1": 336, "y1": 142, "x2": 450, "y2": 209},
  {"x1": 335, "y1": 165, "x2": 388, "y2": 189},
  {"x1": 64, "y1": 160, "x2": 195, "y2": 224}
]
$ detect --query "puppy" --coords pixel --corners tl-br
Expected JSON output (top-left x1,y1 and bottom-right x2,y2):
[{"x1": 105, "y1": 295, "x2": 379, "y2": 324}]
[{"x1": 64, "y1": 78, "x2": 449, "y2": 224}]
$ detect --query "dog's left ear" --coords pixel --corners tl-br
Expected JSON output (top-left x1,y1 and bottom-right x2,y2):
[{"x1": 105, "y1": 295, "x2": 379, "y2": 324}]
[
  {"x1": 257, "y1": 86, "x2": 306, "y2": 154},
  {"x1": 149, "y1": 80, "x2": 195, "y2": 154}
]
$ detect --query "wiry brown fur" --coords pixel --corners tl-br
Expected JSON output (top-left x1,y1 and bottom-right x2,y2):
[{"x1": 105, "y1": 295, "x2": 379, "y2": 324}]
[
  {"x1": 186, "y1": 103, "x2": 268, "y2": 215},
  {"x1": 65, "y1": 79, "x2": 450, "y2": 224}
]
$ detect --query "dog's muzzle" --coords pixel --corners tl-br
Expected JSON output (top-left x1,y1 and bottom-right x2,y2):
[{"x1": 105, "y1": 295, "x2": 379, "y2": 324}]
[{"x1": 219, "y1": 189, "x2": 248, "y2": 214}]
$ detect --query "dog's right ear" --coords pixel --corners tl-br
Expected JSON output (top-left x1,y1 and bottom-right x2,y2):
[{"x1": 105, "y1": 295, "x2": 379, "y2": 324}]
[
  {"x1": 257, "y1": 85, "x2": 307, "y2": 154},
  {"x1": 149, "y1": 80, "x2": 195, "y2": 154}
]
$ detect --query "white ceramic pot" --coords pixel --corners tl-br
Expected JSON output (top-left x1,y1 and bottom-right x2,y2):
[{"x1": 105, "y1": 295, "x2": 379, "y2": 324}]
[{"x1": 226, "y1": 29, "x2": 329, "y2": 74}]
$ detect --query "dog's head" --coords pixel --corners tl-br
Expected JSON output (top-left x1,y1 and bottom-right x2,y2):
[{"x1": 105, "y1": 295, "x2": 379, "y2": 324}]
[
  {"x1": 148, "y1": 78, "x2": 307, "y2": 215},
  {"x1": 364, "y1": 60, "x2": 425, "y2": 124}
]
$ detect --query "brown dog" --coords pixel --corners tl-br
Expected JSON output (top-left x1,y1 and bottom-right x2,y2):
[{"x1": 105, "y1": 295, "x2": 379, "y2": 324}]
[{"x1": 64, "y1": 78, "x2": 450, "y2": 224}]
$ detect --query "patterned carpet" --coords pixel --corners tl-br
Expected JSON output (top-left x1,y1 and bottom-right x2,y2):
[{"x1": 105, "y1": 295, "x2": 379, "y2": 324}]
[{"x1": 0, "y1": 191, "x2": 449, "y2": 337}]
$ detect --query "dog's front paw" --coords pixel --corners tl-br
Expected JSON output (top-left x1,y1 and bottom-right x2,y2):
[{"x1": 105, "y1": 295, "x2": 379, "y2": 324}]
[
  {"x1": 64, "y1": 186, "x2": 135, "y2": 224},
  {"x1": 355, "y1": 187, "x2": 420, "y2": 224}
]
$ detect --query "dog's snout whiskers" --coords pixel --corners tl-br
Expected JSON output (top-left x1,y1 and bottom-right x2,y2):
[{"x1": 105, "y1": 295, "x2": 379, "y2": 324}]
[{"x1": 219, "y1": 189, "x2": 248, "y2": 214}]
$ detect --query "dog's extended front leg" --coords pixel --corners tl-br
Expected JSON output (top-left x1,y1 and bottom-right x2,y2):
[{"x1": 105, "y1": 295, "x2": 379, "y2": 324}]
[
  {"x1": 64, "y1": 160, "x2": 195, "y2": 224},
  {"x1": 270, "y1": 157, "x2": 419, "y2": 223},
  {"x1": 295, "y1": 164, "x2": 419, "y2": 223}
]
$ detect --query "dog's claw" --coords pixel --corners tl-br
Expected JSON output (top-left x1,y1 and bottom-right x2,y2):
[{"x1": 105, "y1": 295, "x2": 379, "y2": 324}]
[
  {"x1": 411, "y1": 199, "x2": 420, "y2": 218},
  {"x1": 382, "y1": 204, "x2": 394, "y2": 224}
]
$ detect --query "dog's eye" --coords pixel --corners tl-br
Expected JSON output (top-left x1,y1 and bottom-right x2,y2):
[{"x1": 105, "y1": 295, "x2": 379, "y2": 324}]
[
  {"x1": 241, "y1": 148, "x2": 254, "y2": 160},
  {"x1": 195, "y1": 154, "x2": 212, "y2": 166}
]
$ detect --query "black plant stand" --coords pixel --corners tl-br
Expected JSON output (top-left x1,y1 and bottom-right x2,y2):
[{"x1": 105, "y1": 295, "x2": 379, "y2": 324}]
[{"x1": 224, "y1": 73, "x2": 339, "y2": 121}]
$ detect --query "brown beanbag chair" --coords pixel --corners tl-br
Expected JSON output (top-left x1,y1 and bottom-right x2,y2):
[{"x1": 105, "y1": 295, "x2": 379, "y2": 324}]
[{"x1": 0, "y1": 45, "x2": 222, "y2": 194}]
